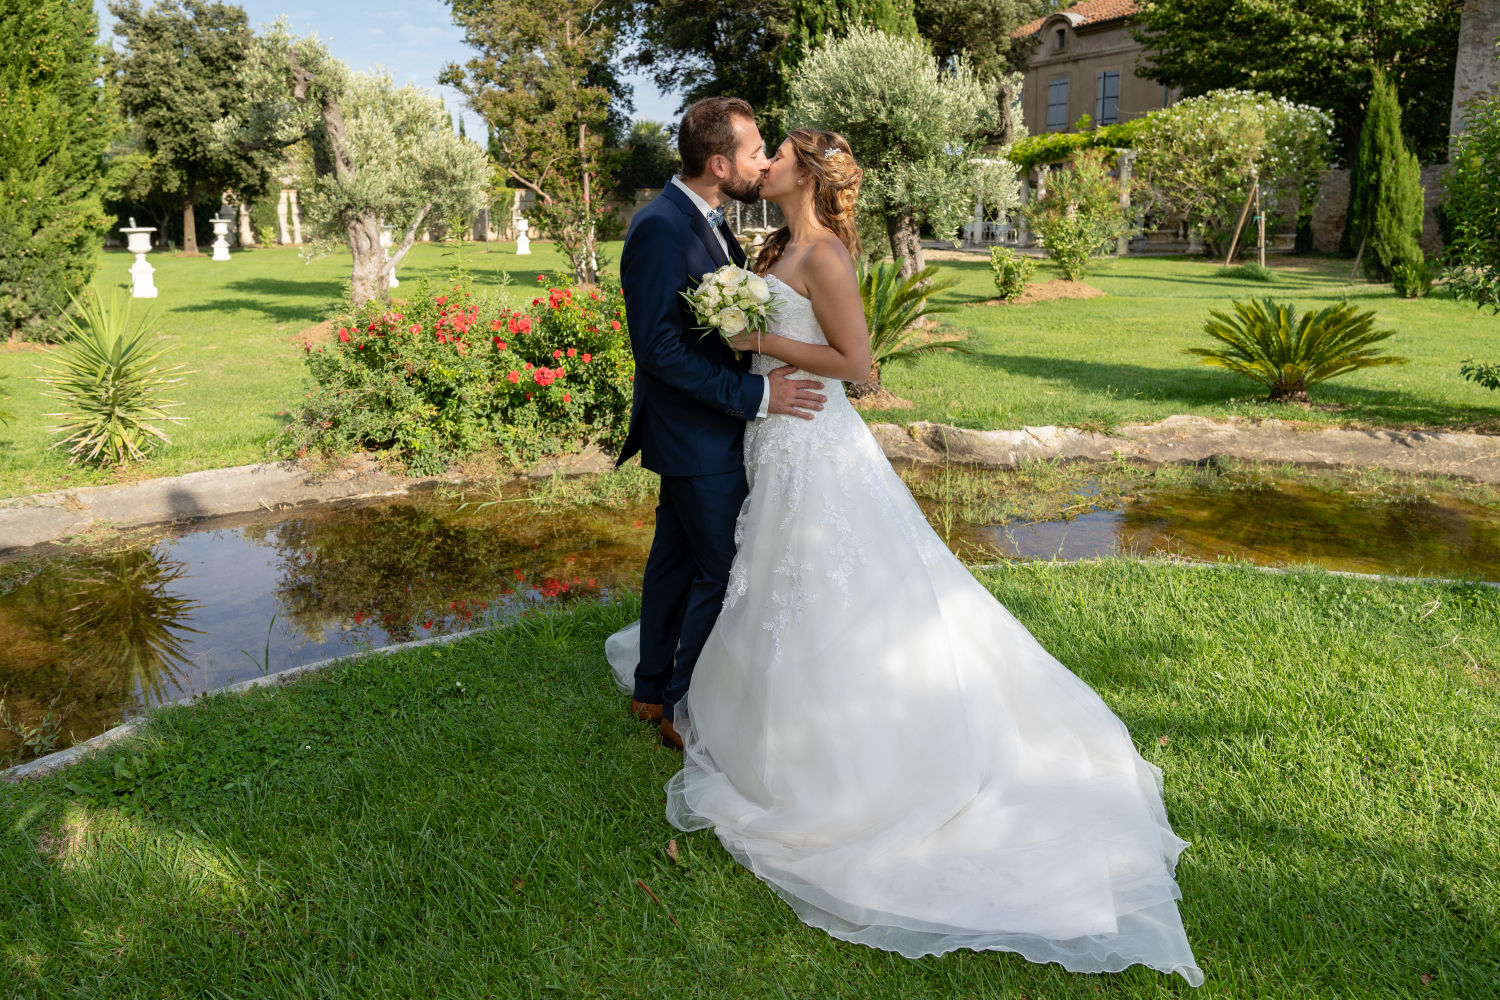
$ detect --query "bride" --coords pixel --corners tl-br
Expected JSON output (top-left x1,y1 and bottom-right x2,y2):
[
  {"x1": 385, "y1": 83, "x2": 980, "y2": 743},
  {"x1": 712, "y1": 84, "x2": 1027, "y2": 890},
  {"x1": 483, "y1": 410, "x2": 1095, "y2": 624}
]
[{"x1": 605, "y1": 128, "x2": 1204, "y2": 987}]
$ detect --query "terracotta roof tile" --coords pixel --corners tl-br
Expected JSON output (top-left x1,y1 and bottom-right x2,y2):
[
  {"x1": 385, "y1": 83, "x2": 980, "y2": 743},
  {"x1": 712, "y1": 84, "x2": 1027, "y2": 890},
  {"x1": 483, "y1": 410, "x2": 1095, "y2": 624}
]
[{"x1": 1014, "y1": 0, "x2": 1139, "y2": 39}]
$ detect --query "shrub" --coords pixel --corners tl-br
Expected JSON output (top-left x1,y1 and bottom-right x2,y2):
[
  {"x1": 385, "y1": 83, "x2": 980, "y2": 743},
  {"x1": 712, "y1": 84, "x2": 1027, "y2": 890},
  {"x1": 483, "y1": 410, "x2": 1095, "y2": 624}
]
[
  {"x1": 1023, "y1": 149, "x2": 1134, "y2": 281},
  {"x1": 0, "y1": 0, "x2": 115, "y2": 341},
  {"x1": 1184, "y1": 298, "x2": 1407, "y2": 401},
  {"x1": 988, "y1": 247, "x2": 1036, "y2": 300},
  {"x1": 1442, "y1": 91, "x2": 1500, "y2": 315},
  {"x1": 1390, "y1": 258, "x2": 1432, "y2": 299},
  {"x1": 1133, "y1": 90, "x2": 1333, "y2": 257},
  {"x1": 1347, "y1": 68, "x2": 1424, "y2": 282},
  {"x1": 1219, "y1": 263, "x2": 1276, "y2": 283},
  {"x1": 34, "y1": 289, "x2": 190, "y2": 465},
  {"x1": 284, "y1": 274, "x2": 634, "y2": 474},
  {"x1": 1008, "y1": 118, "x2": 1146, "y2": 173},
  {"x1": 853, "y1": 261, "x2": 964, "y2": 394}
]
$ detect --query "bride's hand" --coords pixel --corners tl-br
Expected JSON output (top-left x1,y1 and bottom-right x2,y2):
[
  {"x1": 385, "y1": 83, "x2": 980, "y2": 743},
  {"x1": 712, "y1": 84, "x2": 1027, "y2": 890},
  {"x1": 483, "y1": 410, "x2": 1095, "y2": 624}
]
[{"x1": 727, "y1": 329, "x2": 758, "y2": 351}]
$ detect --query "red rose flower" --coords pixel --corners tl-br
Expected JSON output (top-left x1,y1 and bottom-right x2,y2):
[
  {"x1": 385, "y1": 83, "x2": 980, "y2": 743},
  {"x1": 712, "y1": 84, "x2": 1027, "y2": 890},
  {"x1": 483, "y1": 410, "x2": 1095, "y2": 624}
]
[
  {"x1": 409, "y1": 323, "x2": 420, "y2": 334},
  {"x1": 552, "y1": 349, "x2": 563, "y2": 359},
  {"x1": 519, "y1": 317, "x2": 532, "y2": 333},
  {"x1": 507, "y1": 371, "x2": 520, "y2": 383},
  {"x1": 611, "y1": 320, "x2": 621, "y2": 330},
  {"x1": 491, "y1": 319, "x2": 504, "y2": 331},
  {"x1": 566, "y1": 347, "x2": 577, "y2": 357},
  {"x1": 523, "y1": 361, "x2": 533, "y2": 370},
  {"x1": 536, "y1": 274, "x2": 546, "y2": 282},
  {"x1": 562, "y1": 393, "x2": 571, "y2": 403},
  {"x1": 338, "y1": 329, "x2": 350, "y2": 343},
  {"x1": 437, "y1": 295, "x2": 448, "y2": 305},
  {"x1": 581, "y1": 353, "x2": 591, "y2": 363}
]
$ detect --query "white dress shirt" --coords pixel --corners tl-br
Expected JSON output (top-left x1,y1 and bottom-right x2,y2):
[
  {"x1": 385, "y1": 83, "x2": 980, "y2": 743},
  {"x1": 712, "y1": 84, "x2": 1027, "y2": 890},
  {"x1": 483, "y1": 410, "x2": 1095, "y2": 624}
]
[{"x1": 672, "y1": 176, "x2": 771, "y2": 420}]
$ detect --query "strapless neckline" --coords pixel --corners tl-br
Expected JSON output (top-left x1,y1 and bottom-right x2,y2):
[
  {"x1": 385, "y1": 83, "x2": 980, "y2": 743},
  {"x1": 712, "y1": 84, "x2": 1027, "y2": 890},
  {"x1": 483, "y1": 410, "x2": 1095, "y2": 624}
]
[{"x1": 764, "y1": 273, "x2": 811, "y2": 304}]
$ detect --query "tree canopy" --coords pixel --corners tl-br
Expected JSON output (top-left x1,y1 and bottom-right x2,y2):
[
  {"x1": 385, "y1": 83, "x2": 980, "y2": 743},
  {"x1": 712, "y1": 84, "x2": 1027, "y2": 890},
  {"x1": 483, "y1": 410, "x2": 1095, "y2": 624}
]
[
  {"x1": 787, "y1": 25, "x2": 1001, "y2": 276},
  {"x1": 1131, "y1": 0, "x2": 1461, "y2": 163},
  {"x1": 107, "y1": 0, "x2": 277, "y2": 253},
  {"x1": 0, "y1": 0, "x2": 115, "y2": 342}
]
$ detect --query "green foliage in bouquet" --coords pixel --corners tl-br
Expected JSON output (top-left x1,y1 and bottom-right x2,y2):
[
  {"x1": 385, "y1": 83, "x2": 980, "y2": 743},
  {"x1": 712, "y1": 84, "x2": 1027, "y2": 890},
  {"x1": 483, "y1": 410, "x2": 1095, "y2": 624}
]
[
  {"x1": 34, "y1": 289, "x2": 190, "y2": 466},
  {"x1": 1184, "y1": 298, "x2": 1407, "y2": 402},
  {"x1": 284, "y1": 274, "x2": 634, "y2": 474},
  {"x1": 988, "y1": 247, "x2": 1035, "y2": 301}
]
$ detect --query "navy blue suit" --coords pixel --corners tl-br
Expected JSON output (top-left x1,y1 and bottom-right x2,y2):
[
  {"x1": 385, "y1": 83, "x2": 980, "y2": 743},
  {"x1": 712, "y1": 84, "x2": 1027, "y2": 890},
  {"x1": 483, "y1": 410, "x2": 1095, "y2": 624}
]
[{"x1": 619, "y1": 184, "x2": 762, "y2": 720}]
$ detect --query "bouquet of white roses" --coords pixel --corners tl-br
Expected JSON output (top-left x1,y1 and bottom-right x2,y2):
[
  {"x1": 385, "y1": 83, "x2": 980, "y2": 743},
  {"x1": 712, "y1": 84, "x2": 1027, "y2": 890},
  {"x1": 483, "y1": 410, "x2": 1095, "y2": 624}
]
[{"x1": 682, "y1": 264, "x2": 776, "y2": 355}]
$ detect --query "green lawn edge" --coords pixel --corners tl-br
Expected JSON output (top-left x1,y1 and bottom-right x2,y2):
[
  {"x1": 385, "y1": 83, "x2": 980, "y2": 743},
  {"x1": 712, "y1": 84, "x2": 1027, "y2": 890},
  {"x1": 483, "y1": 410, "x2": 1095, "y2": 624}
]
[{"x1": 3, "y1": 560, "x2": 1496, "y2": 998}]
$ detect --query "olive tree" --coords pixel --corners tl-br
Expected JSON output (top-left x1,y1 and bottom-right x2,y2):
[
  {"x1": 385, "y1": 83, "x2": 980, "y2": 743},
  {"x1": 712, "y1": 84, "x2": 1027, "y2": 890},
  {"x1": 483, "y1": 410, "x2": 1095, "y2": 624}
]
[
  {"x1": 219, "y1": 23, "x2": 489, "y2": 305},
  {"x1": 787, "y1": 25, "x2": 999, "y2": 277}
]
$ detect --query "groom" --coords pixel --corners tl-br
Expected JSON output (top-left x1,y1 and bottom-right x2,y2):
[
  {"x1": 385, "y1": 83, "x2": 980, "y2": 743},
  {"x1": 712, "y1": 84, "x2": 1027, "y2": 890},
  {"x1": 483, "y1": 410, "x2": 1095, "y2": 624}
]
[{"x1": 618, "y1": 96, "x2": 826, "y2": 749}]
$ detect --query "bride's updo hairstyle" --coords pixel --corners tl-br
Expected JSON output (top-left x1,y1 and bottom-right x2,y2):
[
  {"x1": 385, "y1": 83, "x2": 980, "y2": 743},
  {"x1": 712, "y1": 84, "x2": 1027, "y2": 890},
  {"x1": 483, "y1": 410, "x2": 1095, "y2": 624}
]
[{"x1": 753, "y1": 129, "x2": 863, "y2": 274}]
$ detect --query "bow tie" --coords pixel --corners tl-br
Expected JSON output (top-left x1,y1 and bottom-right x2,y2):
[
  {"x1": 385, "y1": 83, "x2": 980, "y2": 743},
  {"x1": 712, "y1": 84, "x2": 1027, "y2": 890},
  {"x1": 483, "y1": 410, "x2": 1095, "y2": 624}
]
[{"x1": 706, "y1": 206, "x2": 725, "y2": 228}]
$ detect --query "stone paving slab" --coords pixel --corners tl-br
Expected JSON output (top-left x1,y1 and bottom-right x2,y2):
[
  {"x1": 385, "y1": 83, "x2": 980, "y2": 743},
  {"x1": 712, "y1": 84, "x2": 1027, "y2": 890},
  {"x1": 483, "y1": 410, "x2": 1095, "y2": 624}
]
[{"x1": 869, "y1": 415, "x2": 1500, "y2": 484}]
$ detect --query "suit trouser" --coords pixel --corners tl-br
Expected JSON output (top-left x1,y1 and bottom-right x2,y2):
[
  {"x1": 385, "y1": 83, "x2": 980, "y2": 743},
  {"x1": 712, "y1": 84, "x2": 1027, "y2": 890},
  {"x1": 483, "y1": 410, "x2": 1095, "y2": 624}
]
[{"x1": 633, "y1": 468, "x2": 748, "y2": 721}]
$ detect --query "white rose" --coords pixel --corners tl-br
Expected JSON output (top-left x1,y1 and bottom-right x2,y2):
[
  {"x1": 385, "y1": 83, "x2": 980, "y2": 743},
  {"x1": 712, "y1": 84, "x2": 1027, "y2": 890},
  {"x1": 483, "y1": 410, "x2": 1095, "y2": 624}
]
[
  {"x1": 717, "y1": 306, "x2": 747, "y2": 335},
  {"x1": 700, "y1": 285, "x2": 720, "y2": 309},
  {"x1": 745, "y1": 275, "x2": 771, "y2": 303}
]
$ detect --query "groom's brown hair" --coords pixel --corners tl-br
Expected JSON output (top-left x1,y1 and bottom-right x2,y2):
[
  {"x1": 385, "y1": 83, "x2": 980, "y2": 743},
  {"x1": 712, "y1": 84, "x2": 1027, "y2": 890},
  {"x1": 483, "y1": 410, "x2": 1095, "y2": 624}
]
[{"x1": 678, "y1": 97, "x2": 755, "y2": 179}]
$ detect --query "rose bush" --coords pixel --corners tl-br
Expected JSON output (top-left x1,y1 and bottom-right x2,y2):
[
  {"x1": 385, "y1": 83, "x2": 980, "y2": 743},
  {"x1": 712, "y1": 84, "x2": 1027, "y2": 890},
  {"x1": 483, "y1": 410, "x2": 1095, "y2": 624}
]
[{"x1": 282, "y1": 273, "x2": 634, "y2": 473}]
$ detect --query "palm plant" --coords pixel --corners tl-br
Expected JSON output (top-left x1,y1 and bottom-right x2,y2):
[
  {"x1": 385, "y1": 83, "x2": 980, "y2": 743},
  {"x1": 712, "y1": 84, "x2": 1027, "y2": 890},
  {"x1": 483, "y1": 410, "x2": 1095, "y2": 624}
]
[
  {"x1": 855, "y1": 261, "x2": 966, "y2": 396},
  {"x1": 0, "y1": 377, "x2": 15, "y2": 426},
  {"x1": 1185, "y1": 298, "x2": 1407, "y2": 401},
  {"x1": 34, "y1": 288, "x2": 191, "y2": 465}
]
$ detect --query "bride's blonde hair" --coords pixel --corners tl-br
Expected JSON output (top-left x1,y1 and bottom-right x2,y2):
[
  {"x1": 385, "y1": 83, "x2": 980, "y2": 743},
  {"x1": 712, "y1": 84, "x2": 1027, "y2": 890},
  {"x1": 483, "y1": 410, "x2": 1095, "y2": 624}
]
[{"x1": 753, "y1": 129, "x2": 863, "y2": 275}]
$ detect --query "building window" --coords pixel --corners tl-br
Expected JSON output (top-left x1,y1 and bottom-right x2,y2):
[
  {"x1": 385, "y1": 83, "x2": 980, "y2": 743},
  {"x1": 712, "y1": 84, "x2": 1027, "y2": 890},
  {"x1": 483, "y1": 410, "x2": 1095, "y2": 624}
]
[
  {"x1": 1047, "y1": 78, "x2": 1069, "y2": 132},
  {"x1": 1096, "y1": 71, "x2": 1120, "y2": 125},
  {"x1": 1054, "y1": 28, "x2": 1067, "y2": 51}
]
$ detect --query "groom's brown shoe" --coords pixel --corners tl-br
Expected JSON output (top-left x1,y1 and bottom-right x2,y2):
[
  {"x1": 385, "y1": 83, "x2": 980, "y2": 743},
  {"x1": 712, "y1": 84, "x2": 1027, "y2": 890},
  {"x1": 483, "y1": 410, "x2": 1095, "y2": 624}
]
[
  {"x1": 630, "y1": 700, "x2": 664, "y2": 724},
  {"x1": 659, "y1": 717, "x2": 684, "y2": 751}
]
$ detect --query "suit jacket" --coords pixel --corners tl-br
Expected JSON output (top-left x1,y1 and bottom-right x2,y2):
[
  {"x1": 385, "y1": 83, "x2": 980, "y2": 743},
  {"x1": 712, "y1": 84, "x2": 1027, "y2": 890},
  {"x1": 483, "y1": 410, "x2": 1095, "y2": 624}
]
[{"x1": 616, "y1": 184, "x2": 763, "y2": 478}]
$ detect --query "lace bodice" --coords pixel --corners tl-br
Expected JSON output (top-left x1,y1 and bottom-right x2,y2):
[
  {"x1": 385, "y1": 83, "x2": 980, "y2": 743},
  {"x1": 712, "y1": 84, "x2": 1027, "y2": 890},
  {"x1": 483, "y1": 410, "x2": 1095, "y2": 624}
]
[{"x1": 750, "y1": 275, "x2": 833, "y2": 378}]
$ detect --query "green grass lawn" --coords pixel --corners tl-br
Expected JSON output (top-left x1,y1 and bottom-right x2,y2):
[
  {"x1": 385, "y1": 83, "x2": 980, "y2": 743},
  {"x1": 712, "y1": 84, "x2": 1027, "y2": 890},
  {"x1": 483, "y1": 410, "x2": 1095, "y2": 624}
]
[
  {"x1": 3, "y1": 247, "x2": 1498, "y2": 500},
  {"x1": 867, "y1": 254, "x2": 1500, "y2": 433},
  {"x1": 2, "y1": 561, "x2": 1496, "y2": 998},
  {"x1": 0, "y1": 241, "x2": 581, "y2": 499}
]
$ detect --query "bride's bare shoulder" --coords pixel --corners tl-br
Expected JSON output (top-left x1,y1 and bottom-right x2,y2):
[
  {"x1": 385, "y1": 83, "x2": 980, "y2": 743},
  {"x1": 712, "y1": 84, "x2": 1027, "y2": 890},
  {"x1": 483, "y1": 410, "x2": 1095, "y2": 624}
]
[{"x1": 803, "y1": 235, "x2": 858, "y2": 289}]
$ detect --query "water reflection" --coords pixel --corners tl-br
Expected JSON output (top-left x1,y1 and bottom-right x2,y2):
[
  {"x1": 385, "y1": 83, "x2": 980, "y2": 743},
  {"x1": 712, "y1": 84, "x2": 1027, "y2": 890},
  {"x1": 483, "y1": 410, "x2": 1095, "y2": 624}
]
[{"x1": 3, "y1": 473, "x2": 1498, "y2": 766}]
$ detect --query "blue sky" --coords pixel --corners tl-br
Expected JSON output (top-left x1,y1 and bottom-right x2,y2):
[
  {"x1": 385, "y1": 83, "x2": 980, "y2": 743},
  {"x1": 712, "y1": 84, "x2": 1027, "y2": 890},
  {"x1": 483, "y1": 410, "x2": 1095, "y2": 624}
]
[{"x1": 94, "y1": 0, "x2": 682, "y2": 135}]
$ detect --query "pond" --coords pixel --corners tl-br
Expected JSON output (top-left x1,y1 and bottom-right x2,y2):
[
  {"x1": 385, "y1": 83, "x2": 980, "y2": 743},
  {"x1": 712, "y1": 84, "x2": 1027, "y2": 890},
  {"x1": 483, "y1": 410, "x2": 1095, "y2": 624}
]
[{"x1": 4, "y1": 471, "x2": 1498, "y2": 767}]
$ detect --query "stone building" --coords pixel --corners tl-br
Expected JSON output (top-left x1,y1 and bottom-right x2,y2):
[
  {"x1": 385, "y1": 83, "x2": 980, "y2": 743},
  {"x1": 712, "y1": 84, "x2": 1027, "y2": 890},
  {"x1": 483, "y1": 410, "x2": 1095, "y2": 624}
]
[{"x1": 1013, "y1": 0, "x2": 1178, "y2": 135}]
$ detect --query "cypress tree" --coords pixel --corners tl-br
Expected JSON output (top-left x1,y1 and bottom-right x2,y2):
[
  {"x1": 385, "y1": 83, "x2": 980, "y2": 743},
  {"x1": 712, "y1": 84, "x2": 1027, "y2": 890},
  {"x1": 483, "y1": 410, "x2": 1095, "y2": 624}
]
[
  {"x1": 0, "y1": 0, "x2": 114, "y2": 342},
  {"x1": 1347, "y1": 67, "x2": 1423, "y2": 281},
  {"x1": 782, "y1": 0, "x2": 920, "y2": 81}
]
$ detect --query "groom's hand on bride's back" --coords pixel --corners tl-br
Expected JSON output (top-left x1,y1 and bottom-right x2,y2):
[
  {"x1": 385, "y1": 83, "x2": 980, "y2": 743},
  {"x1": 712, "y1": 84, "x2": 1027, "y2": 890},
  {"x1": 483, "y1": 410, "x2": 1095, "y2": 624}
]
[{"x1": 767, "y1": 365, "x2": 825, "y2": 420}]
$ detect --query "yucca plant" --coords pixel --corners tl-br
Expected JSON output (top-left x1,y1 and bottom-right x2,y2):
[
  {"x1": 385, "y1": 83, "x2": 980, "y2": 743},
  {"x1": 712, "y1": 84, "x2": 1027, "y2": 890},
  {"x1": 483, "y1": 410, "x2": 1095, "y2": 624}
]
[
  {"x1": 34, "y1": 289, "x2": 191, "y2": 465},
  {"x1": 1185, "y1": 298, "x2": 1407, "y2": 401},
  {"x1": 855, "y1": 261, "x2": 966, "y2": 396}
]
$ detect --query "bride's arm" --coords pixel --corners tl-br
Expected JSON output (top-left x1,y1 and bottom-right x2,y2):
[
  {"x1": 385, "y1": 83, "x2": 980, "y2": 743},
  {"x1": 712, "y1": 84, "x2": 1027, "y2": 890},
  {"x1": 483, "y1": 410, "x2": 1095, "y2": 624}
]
[{"x1": 736, "y1": 242, "x2": 871, "y2": 383}]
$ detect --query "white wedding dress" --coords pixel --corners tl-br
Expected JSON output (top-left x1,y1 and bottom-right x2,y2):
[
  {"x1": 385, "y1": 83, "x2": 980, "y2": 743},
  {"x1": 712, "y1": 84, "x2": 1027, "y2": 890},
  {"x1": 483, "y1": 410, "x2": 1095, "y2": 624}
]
[{"x1": 605, "y1": 275, "x2": 1204, "y2": 986}]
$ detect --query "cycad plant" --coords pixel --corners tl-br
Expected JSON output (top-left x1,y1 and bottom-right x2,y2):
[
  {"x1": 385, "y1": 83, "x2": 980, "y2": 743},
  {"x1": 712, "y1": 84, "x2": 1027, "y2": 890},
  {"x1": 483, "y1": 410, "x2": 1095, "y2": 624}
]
[
  {"x1": 855, "y1": 261, "x2": 965, "y2": 395},
  {"x1": 1185, "y1": 298, "x2": 1407, "y2": 401},
  {"x1": 34, "y1": 288, "x2": 190, "y2": 465}
]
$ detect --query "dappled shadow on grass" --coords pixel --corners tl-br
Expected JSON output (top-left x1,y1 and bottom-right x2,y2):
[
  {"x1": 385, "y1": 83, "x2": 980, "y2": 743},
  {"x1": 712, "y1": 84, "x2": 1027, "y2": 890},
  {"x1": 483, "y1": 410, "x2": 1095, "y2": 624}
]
[
  {"x1": 966, "y1": 350, "x2": 1500, "y2": 429},
  {"x1": 172, "y1": 277, "x2": 347, "y2": 325}
]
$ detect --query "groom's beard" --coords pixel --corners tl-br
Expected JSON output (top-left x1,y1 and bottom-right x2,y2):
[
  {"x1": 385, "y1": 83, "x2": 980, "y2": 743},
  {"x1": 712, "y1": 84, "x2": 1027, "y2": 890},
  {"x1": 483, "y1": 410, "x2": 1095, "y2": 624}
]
[{"x1": 720, "y1": 168, "x2": 763, "y2": 205}]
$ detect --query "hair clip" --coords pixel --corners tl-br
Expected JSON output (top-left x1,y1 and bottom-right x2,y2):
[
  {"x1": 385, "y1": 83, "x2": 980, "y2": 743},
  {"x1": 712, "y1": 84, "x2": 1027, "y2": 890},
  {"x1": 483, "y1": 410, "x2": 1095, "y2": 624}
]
[{"x1": 823, "y1": 147, "x2": 840, "y2": 159}]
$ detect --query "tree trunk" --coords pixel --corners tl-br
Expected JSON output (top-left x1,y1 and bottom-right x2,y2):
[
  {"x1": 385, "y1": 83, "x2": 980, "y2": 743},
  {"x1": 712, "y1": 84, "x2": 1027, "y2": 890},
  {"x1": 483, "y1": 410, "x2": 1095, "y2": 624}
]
[
  {"x1": 847, "y1": 361, "x2": 882, "y2": 399},
  {"x1": 886, "y1": 209, "x2": 925, "y2": 279},
  {"x1": 182, "y1": 196, "x2": 199, "y2": 254},
  {"x1": 346, "y1": 209, "x2": 386, "y2": 307},
  {"x1": 995, "y1": 80, "x2": 1017, "y2": 149}
]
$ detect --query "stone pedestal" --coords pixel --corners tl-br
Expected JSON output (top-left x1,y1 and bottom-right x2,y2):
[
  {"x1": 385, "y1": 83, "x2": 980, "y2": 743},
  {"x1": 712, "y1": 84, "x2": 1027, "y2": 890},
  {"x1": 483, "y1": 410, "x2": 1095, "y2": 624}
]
[
  {"x1": 121, "y1": 222, "x2": 158, "y2": 298},
  {"x1": 211, "y1": 216, "x2": 232, "y2": 261},
  {"x1": 515, "y1": 216, "x2": 531, "y2": 255},
  {"x1": 379, "y1": 224, "x2": 399, "y2": 288}
]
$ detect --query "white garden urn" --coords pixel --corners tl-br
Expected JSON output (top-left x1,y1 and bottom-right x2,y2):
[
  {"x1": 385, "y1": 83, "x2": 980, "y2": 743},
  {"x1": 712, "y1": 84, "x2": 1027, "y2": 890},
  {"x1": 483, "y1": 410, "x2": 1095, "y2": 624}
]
[
  {"x1": 515, "y1": 216, "x2": 531, "y2": 255},
  {"x1": 378, "y1": 224, "x2": 400, "y2": 288},
  {"x1": 120, "y1": 218, "x2": 158, "y2": 298},
  {"x1": 210, "y1": 214, "x2": 232, "y2": 261}
]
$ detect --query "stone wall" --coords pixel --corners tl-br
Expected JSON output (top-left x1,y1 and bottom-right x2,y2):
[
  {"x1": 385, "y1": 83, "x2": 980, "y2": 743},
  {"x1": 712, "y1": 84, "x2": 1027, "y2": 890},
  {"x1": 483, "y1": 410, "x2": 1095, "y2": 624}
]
[
  {"x1": 1452, "y1": 0, "x2": 1500, "y2": 136},
  {"x1": 1308, "y1": 165, "x2": 1449, "y2": 256}
]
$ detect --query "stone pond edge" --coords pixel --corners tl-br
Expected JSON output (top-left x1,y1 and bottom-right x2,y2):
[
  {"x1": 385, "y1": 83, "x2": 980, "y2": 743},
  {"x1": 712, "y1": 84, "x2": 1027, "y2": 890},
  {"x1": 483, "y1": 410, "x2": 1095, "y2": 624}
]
[{"x1": 5, "y1": 414, "x2": 1500, "y2": 557}]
